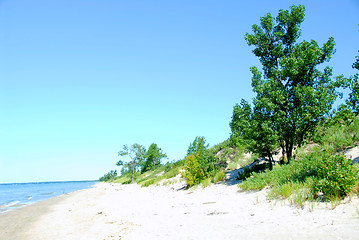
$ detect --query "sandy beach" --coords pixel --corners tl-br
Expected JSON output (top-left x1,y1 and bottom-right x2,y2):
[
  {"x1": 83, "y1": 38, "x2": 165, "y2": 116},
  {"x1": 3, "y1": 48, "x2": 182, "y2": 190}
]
[{"x1": 0, "y1": 181, "x2": 358, "y2": 240}]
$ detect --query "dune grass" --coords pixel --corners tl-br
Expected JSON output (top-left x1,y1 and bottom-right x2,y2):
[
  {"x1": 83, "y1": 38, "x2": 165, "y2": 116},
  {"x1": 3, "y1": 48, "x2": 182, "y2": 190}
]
[{"x1": 239, "y1": 118, "x2": 359, "y2": 206}]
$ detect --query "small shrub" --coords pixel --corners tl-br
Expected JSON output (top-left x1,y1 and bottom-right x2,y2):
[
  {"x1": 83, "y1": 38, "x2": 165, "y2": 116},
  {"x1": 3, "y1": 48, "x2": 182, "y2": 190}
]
[
  {"x1": 289, "y1": 187, "x2": 313, "y2": 209},
  {"x1": 164, "y1": 166, "x2": 181, "y2": 179},
  {"x1": 182, "y1": 154, "x2": 205, "y2": 187},
  {"x1": 312, "y1": 154, "x2": 359, "y2": 199},
  {"x1": 141, "y1": 179, "x2": 156, "y2": 187},
  {"x1": 213, "y1": 169, "x2": 226, "y2": 183},
  {"x1": 237, "y1": 167, "x2": 252, "y2": 180},
  {"x1": 164, "y1": 163, "x2": 172, "y2": 172},
  {"x1": 351, "y1": 181, "x2": 359, "y2": 195},
  {"x1": 268, "y1": 181, "x2": 302, "y2": 199},
  {"x1": 228, "y1": 162, "x2": 238, "y2": 170},
  {"x1": 173, "y1": 159, "x2": 185, "y2": 168},
  {"x1": 113, "y1": 175, "x2": 132, "y2": 184},
  {"x1": 201, "y1": 178, "x2": 212, "y2": 187}
]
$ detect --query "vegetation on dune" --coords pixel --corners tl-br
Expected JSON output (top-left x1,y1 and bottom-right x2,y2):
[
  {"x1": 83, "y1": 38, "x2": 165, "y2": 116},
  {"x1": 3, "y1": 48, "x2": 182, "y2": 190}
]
[
  {"x1": 99, "y1": 5, "x2": 359, "y2": 207},
  {"x1": 141, "y1": 143, "x2": 167, "y2": 174},
  {"x1": 239, "y1": 127, "x2": 359, "y2": 207},
  {"x1": 116, "y1": 144, "x2": 146, "y2": 183},
  {"x1": 231, "y1": 4, "x2": 359, "y2": 206},
  {"x1": 99, "y1": 170, "x2": 117, "y2": 182}
]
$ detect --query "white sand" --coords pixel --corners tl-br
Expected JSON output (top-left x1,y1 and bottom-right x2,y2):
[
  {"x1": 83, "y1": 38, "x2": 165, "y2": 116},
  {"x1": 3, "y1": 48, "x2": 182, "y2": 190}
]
[{"x1": 1, "y1": 181, "x2": 358, "y2": 240}]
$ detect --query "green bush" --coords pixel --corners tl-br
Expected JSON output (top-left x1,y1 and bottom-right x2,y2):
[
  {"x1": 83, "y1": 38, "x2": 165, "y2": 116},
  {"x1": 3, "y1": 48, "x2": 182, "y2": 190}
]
[
  {"x1": 319, "y1": 117, "x2": 359, "y2": 153},
  {"x1": 187, "y1": 136, "x2": 216, "y2": 177},
  {"x1": 182, "y1": 153, "x2": 205, "y2": 187},
  {"x1": 201, "y1": 178, "x2": 212, "y2": 187},
  {"x1": 237, "y1": 167, "x2": 252, "y2": 181},
  {"x1": 213, "y1": 169, "x2": 226, "y2": 183},
  {"x1": 312, "y1": 154, "x2": 359, "y2": 199},
  {"x1": 163, "y1": 166, "x2": 181, "y2": 179},
  {"x1": 164, "y1": 162, "x2": 172, "y2": 172}
]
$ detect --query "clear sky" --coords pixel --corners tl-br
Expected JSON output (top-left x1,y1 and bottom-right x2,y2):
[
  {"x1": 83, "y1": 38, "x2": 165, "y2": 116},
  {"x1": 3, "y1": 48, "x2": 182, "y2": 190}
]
[{"x1": 0, "y1": 0, "x2": 358, "y2": 183}]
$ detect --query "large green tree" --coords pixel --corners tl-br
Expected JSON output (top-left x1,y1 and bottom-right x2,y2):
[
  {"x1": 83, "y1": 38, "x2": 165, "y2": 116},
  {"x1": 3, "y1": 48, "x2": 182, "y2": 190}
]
[
  {"x1": 231, "y1": 5, "x2": 338, "y2": 163},
  {"x1": 116, "y1": 143, "x2": 146, "y2": 183},
  {"x1": 141, "y1": 143, "x2": 167, "y2": 173}
]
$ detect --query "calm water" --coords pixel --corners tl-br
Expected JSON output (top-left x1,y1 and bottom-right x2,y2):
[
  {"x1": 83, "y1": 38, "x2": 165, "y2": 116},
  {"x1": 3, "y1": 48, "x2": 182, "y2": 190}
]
[{"x1": 0, "y1": 181, "x2": 96, "y2": 213}]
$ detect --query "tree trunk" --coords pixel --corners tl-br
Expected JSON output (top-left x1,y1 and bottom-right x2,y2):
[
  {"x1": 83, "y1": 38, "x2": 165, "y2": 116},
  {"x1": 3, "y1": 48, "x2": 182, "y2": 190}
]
[
  {"x1": 267, "y1": 151, "x2": 273, "y2": 170},
  {"x1": 285, "y1": 141, "x2": 293, "y2": 164},
  {"x1": 131, "y1": 161, "x2": 136, "y2": 183}
]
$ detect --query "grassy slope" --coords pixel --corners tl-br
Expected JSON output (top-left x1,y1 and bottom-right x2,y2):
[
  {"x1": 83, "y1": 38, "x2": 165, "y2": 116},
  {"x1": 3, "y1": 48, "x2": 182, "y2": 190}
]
[
  {"x1": 108, "y1": 118, "x2": 359, "y2": 207},
  {"x1": 239, "y1": 117, "x2": 359, "y2": 207},
  {"x1": 110, "y1": 140, "x2": 250, "y2": 188}
]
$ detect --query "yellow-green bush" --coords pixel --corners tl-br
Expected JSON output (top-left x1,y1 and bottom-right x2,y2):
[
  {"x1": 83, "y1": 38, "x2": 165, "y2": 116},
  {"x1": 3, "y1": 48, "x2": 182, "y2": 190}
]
[
  {"x1": 213, "y1": 169, "x2": 226, "y2": 183},
  {"x1": 182, "y1": 153, "x2": 205, "y2": 187}
]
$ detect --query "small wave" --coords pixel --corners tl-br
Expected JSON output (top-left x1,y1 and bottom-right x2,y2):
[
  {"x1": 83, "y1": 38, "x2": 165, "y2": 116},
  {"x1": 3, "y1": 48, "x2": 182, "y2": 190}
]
[
  {"x1": 41, "y1": 192, "x2": 55, "y2": 196},
  {"x1": 0, "y1": 201, "x2": 21, "y2": 209},
  {"x1": 27, "y1": 197, "x2": 32, "y2": 200}
]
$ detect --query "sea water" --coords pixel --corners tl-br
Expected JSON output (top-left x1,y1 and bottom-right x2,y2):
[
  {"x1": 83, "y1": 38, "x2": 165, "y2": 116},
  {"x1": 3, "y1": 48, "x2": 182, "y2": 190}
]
[{"x1": 0, "y1": 181, "x2": 96, "y2": 213}]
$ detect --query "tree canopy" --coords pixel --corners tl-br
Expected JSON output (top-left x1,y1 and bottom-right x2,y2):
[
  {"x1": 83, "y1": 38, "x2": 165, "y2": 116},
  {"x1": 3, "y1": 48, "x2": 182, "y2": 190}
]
[
  {"x1": 231, "y1": 5, "x2": 338, "y2": 162},
  {"x1": 141, "y1": 143, "x2": 167, "y2": 173},
  {"x1": 117, "y1": 143, "x2": 146, "y2": 183}
]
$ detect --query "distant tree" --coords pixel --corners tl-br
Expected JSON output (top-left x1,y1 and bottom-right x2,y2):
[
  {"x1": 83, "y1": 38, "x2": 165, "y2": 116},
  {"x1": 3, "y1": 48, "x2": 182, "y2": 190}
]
[
  {"x1": 141, "y1": 143, "x2": 167, "y2": 173},
  {"x1": 116, "y1": 143, "x2": 146, "y2": 183},
  {"x1": 99, "y1": 170, "x2": 117, "y2": 182},
  {"x1": 231, "y1": 5, "x2": 338, "y2": 163}
]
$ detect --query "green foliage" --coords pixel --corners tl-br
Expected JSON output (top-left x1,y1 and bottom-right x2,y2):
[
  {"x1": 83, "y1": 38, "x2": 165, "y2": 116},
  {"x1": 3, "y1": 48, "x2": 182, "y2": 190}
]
[
  {"x1": 186, "y1": 136, "x2": 216, "y2": 177},
  {"x1": 239, "y1": 148, "x2": 322, "y2": 191},
  {"x1": 232, "y1": 5, "x2": 338, "y2": 164},
  {"x1": 312, "y1": 154, "x2": 359, "y2": 199},
  {"x1": 237, "y1": 167, "x2": 253, "y2": 180},
  {"x1": 163, "y1": 166, "x2": 181, "y2": 179},
  {"x1": 239, "y1": 134, "x2": 359, "y2": 205},
  {"x1": 113, "y1": 174, "x2": 132, "y2": 184},
  {"x1": 318, "y1": 117, "x2": 359, "y2": 153},
  {"x1": 201, "y1": 178, "x2": 212, "y2": 188},
  {"x1": 212, "y1": 169, "x2": 226, "y2": 183},
  {"x1": 182, "y1": 153, "x2": 205, "y2": 187},
  {"x1": 267, "y1": 180, "x2": 304, "y2": 200},
  {"x1": 99, "y1": 170, "x2": 117, "y2": 182},
  {"x1": 117, "y1": 143, "x2": 146, "y2": 183},
  {"x1": 228, "y1": 162, "x2": 238, "y2": 171},
  {"x1": 141, "y1": 143, "x2": 167, "y2": 173},
  {"x1": 336, "y1": 54, "x2": 359, "y2": 118}
]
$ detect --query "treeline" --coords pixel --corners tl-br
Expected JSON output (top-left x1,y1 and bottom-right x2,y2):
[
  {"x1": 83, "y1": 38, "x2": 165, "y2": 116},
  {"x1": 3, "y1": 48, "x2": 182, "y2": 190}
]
[
  {"x1": 100, "y1": 137, "x2": 237, "y2": 187},
  {"x1": 101, "y1": 143, "x2": 167, "y2": 183}
]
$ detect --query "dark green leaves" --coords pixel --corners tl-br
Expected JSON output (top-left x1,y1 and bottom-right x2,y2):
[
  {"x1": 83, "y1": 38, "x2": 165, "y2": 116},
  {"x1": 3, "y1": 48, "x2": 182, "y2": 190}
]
[{"x1": 232, "y1": 5, "x2": 338, "y2": 162}]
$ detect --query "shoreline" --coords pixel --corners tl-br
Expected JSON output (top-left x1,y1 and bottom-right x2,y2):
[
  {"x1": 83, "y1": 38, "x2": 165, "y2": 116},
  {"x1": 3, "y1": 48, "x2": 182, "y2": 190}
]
[
  {"x1": 1, "y1": 182, "x2": 359, "y2": 240},
  {"x1": 0, "y1": 181, "x2": 97, "y2": 214},
  {"x1": 0, "y1": 190, "x2": 76, "y2": 240}
]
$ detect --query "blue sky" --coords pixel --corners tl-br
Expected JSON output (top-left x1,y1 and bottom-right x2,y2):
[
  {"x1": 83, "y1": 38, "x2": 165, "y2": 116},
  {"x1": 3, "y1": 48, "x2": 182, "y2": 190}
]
[{"x1": 0, "y1": 0, "x2": 358, "y2": 183}]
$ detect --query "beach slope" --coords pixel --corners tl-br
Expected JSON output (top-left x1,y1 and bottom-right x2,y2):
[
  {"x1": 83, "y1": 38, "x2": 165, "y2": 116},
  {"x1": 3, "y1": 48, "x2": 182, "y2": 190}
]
[{"x1": 1, "y1": 182, "x2": 359, "y2": 240}]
